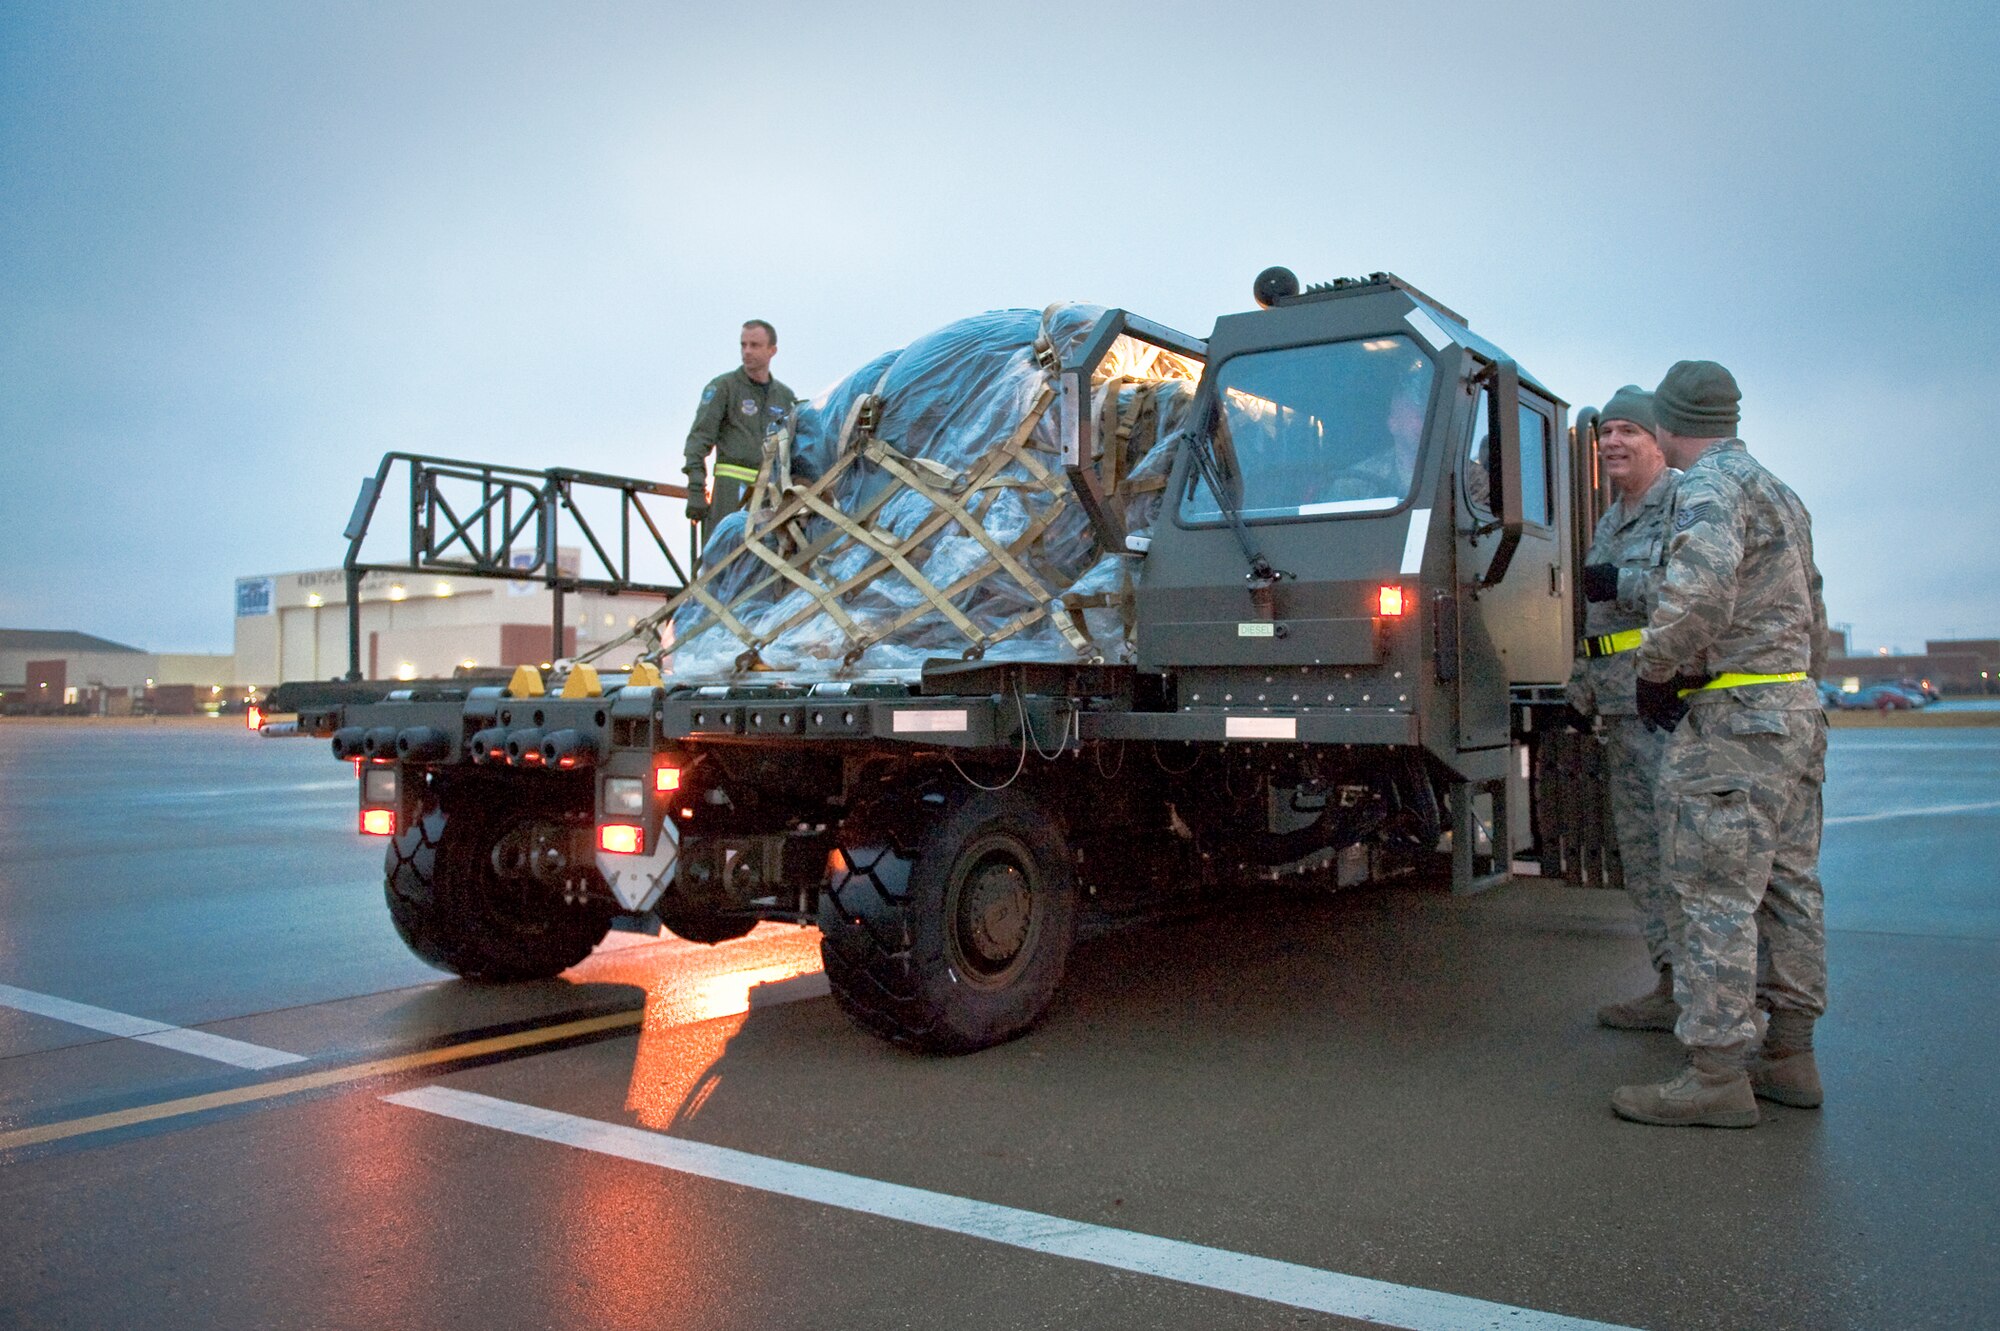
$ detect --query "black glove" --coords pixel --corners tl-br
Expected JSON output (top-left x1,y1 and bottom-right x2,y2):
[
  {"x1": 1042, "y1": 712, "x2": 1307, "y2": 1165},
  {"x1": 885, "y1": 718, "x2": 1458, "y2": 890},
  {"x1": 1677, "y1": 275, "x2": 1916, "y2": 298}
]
[
  {"x1": 686, "y1": 496, "x2": 710, "y2": 523},
  {"x1": 1581, "y1": 563, "x2": 1620, "y2": 603},
  {"x1": 1559, "y1": 703, "x2": 1595, "y2": 732},
  {"x1": 1636, "y1": 673, "x2": 1714, "y2": 732},
  {"x1": 1635, "y1": 676, "x2": 1685, "y2": 732}
]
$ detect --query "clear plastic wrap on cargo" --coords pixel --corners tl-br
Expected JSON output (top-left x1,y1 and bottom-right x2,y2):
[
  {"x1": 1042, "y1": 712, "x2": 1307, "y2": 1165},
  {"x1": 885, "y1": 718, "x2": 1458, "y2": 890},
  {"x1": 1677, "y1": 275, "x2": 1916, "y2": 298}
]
[{"x1": 663, "y1": 304, "x2": 1198, "y2": 680}]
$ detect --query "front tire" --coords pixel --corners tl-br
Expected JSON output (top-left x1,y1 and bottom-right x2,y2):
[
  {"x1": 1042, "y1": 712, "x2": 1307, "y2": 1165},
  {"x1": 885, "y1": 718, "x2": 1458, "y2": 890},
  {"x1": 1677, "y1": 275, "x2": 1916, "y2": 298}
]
[
  {"x1": 385, "y1": 800, "x2": 611, "y2": 981},
  {"x1": 818, "y1": 786, "x2": 1078, "y2": 1054}
]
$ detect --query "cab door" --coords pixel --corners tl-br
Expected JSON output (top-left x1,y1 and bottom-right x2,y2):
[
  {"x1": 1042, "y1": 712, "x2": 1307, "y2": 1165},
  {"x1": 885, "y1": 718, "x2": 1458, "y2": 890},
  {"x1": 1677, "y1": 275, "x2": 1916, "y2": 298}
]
[{"x1": 1455, "y1": 381, "x2": 1571, "y2": 750}]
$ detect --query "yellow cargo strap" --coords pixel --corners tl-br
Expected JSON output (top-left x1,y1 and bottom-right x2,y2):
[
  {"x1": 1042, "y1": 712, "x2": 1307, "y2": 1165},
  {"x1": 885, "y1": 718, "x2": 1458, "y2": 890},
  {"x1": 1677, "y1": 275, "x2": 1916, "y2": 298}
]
[
  {"x1": 1680, "y1": 671, "x2": 1810, "y2": 698},
  {"x1": 712, "y1": 462, "x2": 759, "y2": 484},
  {"x1": 730, "y1": 385, "x2": 1061, "y2": 662},
  {"x1": 665, "y1": 445, "x2": 889, "y2": 656},
  {"x1": 1583, "y1": 628, "x2": 1644, "y2": 659}
]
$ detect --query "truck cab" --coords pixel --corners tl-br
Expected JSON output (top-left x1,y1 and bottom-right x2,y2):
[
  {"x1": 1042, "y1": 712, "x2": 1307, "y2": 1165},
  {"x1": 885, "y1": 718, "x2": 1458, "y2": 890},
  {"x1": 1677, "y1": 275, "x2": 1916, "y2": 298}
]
[{"x1": 1134, "y1": 271, "x2": 1585, "y2": 884}]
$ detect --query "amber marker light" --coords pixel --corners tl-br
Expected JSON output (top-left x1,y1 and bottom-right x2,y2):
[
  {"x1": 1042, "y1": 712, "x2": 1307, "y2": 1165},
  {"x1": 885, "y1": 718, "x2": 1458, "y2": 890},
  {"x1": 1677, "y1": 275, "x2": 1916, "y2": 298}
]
[
  {"x1": 245, "y1": 704, "x2": 262, "y2": 731},
  {"x1": 1377, "y1": 585, "x2": 1407, "y2": 617},
  {"x1": 655, "y1": 763, "x2": 682, "y2": 793},
  {"x1": 360, "y1": 808, "x2": 396, "y2": 836},
  {"x1": 599, "y1": 823, "x2": 642, "y2": 854}
]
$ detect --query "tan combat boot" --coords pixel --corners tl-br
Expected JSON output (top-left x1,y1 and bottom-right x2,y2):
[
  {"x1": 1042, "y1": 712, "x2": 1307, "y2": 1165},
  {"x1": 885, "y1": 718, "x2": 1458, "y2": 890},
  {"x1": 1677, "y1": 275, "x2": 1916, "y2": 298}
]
[
  {"x1": 1597, "y1": 966, "x2": 1679, "y2": 1032},
  {"x1": 1751, "y1": 1010, "x2": 1823, "y2": 1108},
  {"x1": 1611, "y1": 1048, "x2": 1759, "y2": 1128}
]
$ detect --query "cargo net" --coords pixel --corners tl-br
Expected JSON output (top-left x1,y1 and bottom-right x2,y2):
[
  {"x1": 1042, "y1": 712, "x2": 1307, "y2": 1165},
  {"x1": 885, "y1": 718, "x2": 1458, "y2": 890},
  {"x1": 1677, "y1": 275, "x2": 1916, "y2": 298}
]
[{"x1": 585, "y1": 304, "x2": 1200, "y2": 680}]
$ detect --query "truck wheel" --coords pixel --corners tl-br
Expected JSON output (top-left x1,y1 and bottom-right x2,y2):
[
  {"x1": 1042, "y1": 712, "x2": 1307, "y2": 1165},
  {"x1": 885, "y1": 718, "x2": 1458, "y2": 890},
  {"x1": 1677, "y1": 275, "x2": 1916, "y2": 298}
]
[
  {"x1": 819, "y1": 787, "x2": 1078, "y2": 1053},
  {"x1": 385, "y1": 803, "x2": 611, "y2": 981}
]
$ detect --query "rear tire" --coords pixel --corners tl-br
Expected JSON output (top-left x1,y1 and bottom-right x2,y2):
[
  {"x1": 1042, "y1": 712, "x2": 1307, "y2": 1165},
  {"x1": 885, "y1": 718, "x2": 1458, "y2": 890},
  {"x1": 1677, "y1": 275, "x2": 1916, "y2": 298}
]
[
  {"x1": 818, "y1": 787, "x2": 1078, "y2": 1053},
  {"x1": 385, "y1": 801, "x2": 611, "y2": 981}
]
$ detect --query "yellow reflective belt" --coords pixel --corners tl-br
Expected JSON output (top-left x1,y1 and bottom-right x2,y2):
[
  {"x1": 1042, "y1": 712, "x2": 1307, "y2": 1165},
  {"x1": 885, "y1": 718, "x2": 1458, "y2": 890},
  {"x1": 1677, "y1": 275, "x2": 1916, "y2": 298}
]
[
  {"x1": 1680, "y1": 670, "x2": 1810, "y2": 698},
  {"x1": 712, "y1": 462, "x2": 760, "y2": 483},
  {"x1": 1583, "y1": 628, "x2": 1644, "y2": 659}
]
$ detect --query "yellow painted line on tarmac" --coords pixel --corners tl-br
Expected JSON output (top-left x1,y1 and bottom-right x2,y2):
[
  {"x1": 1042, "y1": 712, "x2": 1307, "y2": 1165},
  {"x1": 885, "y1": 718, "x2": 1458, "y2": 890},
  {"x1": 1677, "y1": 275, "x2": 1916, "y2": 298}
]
[{"x1": 0, "y1": 1008, "x2": 642, "y2": 1153}]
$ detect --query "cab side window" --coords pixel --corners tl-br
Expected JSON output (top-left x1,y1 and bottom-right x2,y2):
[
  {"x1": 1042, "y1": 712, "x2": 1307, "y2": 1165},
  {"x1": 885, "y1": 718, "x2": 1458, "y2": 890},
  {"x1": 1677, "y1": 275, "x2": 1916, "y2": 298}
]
[
  {"x1": 1465, "y1": 388, "x2": 1493, "y2": 517},
  {"x1": 1464, "y1": 388, "x2": 1554, "y2": 527},
  {"x1": 1517, "y1": 402, "x2": 1551, "y2": 527}
]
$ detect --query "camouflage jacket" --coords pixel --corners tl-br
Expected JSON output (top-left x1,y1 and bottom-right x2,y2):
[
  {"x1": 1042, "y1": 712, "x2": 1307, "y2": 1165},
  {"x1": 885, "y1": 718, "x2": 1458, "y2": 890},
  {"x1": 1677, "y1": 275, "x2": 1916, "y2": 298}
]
[
  {"x1": 683, "y1": 367, "x2": 797, "y2": 478},
  {"x1": 1565, "y1": 466, "x2": 1680, "y2": 716},
  {"x1": 1636, "y1": 440, "x2": 1827, "y2": 709}
]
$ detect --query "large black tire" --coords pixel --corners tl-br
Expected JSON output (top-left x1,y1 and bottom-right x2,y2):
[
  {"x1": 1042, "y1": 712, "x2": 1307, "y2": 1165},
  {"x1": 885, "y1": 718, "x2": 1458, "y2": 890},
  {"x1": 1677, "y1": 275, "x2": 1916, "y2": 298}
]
[
  {"x1": 819, "y1": 786, "x2": 1078, "y2": 1053},
  {"x1": 385, "y1": 802, "x2": 612, "y2": 981}
]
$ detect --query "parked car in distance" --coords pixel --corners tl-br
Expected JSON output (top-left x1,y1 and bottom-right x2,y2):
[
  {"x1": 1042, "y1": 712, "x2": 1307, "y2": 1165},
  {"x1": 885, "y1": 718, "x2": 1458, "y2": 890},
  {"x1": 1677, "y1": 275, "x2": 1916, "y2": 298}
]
[
  {"x1": 1899, "y1": 677, "x2": 1944, "y2": 703},
  {"x1": 1852, "y1": 683, "x2": 1926, "y2": 711}
]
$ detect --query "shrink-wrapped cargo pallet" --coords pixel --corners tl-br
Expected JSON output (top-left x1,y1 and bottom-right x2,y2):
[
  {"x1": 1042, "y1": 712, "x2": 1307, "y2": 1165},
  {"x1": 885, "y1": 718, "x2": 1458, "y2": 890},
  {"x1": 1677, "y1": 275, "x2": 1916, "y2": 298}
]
[{"x1": 609, "y1": 303, "x2": 1201, "y2": 679}]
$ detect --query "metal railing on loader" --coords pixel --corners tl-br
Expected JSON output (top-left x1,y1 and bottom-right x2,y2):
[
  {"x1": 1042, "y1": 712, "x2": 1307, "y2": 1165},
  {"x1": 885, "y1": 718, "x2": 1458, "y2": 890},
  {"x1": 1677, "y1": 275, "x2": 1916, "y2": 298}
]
[{"x1": 338, "y1": 453, "x2": 697, "y2": 681}]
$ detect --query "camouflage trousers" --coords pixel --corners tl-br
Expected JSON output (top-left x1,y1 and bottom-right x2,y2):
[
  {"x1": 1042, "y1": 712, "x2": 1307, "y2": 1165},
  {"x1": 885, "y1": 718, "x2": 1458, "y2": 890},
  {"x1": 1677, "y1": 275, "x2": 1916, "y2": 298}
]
[
  {"x1": 1604, "y1": 716, "x2": 1680, "y2": 974},
  {"x1": 1658, "y1": 697, "x2": 1828, "y2": 1053}
]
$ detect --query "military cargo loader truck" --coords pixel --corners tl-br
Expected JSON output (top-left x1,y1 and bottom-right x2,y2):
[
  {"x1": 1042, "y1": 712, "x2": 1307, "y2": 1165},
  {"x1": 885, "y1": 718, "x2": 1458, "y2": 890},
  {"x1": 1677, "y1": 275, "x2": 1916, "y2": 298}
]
[{"x1": 280, "y1": 270, "x2": 1616, "y2": 1053}]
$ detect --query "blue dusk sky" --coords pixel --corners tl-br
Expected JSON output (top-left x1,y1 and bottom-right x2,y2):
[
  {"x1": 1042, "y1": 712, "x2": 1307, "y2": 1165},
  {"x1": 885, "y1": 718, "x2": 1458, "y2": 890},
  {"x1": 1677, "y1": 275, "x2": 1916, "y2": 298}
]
[{"x1": 2, "y1": 1, "x2": 1995, "y2": 654}]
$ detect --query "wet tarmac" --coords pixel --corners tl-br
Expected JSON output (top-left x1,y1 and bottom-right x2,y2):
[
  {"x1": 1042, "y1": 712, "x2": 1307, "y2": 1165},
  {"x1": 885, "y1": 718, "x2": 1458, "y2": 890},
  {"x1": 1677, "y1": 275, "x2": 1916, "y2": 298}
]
[{"x1": 1, "y1": 719, "x2": 1995, "y2": 1330}]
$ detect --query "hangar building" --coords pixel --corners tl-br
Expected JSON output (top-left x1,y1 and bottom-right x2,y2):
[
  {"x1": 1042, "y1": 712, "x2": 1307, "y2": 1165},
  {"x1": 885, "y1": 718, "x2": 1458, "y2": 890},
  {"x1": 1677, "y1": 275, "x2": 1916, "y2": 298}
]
[{"x1": 232, "y1": 553, "x2": 666, "y2": 687}]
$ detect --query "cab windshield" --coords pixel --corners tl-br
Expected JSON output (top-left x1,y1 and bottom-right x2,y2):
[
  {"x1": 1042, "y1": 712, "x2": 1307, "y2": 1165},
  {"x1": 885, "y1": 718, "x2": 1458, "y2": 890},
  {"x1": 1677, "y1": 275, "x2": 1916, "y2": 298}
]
[{"x1": 1179, "y1": 335, "x2": 1434, "y2": 523}]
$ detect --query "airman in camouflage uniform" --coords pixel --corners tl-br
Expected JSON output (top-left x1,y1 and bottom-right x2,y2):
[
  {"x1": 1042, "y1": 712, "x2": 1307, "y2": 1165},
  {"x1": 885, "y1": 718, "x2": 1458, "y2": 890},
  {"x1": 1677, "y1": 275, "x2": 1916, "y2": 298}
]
[
  {"x1": 1565, "y1": 386, "x2": 1684, "y2": 1031},
  {"x1": 1611, "y1": 360, "x2": 1829, "y2": 1129},
  {"x1": 684, "y1": 320, "x2": 797, "y2": 550}
]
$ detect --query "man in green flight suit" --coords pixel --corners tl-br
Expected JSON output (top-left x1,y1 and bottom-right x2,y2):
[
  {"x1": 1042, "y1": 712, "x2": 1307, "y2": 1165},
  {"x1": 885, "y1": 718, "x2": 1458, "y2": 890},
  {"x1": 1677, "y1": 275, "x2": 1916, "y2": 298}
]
[{"x1": 684, "y1": 320, "x2": 797, "y2": 550}]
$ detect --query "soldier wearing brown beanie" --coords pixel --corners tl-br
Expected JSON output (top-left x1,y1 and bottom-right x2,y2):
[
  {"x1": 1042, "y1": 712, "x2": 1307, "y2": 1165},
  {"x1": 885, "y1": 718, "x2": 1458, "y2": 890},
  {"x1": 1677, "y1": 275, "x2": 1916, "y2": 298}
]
[{"x1": 1610, "y1": 360, "x2": 1830, "y2": 1128}]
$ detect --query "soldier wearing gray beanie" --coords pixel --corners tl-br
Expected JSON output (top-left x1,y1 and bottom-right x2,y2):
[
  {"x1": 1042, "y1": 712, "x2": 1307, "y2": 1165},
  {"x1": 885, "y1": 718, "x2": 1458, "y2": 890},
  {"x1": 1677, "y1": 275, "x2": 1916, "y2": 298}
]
[
  {"x1": 1611, "y1": 354, "x2": 1831, "y2": 1129},
  {"x1": 1599, "y1": 384, "x2": 1659, "y2": 436},
  {"x1": 1653, "y1": 360, "x2": 1740, "y2": 439}
]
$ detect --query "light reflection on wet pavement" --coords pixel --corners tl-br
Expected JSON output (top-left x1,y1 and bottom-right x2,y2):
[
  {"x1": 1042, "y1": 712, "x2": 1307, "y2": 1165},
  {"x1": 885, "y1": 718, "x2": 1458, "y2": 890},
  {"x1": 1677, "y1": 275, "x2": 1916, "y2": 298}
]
[{"x1": 563, "y1": 925, "x2": 827, "y2": 1130}]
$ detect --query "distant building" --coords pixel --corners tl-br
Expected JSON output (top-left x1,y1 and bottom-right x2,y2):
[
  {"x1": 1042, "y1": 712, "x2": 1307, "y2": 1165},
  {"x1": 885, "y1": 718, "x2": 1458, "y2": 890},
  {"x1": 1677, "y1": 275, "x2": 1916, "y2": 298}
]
[
  {"x1": 1825, "y1": 637, "x2": 2000, "y2": 695},
  {"x1": 0, "y1": 631, "x2": 246, "y2": 714},
  {"x1": 233, "y1": 551, "x2": 666, "y2": 687},
  {"x1": 1925, "y1": 639, "x2": 2000, "y2": 693},
  {"x1": 0, "y1": 628, "x2": 153, "y2": 712}
]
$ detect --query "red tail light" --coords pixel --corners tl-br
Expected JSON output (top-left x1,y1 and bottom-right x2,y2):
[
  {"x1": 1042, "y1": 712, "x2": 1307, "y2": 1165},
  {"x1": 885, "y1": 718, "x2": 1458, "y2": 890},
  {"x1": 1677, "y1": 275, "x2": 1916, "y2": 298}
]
[
  {"x1": 246, "y1": 704, "x2": 262, "y2": 731},
  {"x1": 598, "y1": 823, "x2": 642, "y2": 854},
  {"x1": 1377, "y1": 585, "x2": 1406, "y2": 617},
  {"x1": 360, "y1": 808, "x2": 396, "y2": 836}
]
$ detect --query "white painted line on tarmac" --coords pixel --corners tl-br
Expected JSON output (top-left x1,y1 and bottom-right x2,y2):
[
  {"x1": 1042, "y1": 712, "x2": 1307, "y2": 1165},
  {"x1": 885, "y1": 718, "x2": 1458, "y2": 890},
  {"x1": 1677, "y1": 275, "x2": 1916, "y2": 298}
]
[
  {"x1": 128, "y1": 1026, "x2": 307, "y2": 1069},
  {"x1": 0, "y1": 983, "x2": 305, "y2": 1070},
  {"x1": 387, "y1": 1086, "x2": 1642, "y2": 1331},
  {"x1": 1826, "y1": 798, "x2": 2000, "y2": 827}
]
